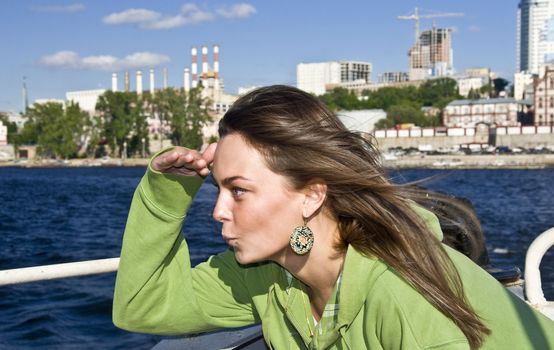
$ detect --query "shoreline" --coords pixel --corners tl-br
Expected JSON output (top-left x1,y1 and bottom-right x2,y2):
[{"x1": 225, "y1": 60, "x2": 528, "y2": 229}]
[
  {"x1": 383, "y1": 154, "x2": 554, "y2": 169},
  {"x1": 0, "y1": 158, "x2": 150, "y2": 168},
  {"x1": 1, "y1": 154, "x2": 553, "y2": 170}
]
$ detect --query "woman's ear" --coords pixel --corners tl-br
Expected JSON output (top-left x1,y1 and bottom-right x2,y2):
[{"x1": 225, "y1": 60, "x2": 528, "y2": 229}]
[{"x1": 302, "y1": 181, "x2": 327, "y2": 218}]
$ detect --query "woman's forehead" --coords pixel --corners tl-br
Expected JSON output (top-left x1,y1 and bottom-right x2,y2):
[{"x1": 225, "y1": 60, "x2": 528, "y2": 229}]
[{"x1": 213, "y1": 135, "x2": 264, "y2": 176}]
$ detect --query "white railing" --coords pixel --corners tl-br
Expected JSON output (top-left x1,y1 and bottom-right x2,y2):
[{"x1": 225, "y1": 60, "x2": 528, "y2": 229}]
[
  {"x1": 0, "y1": 257, "x2": 119, "y2": 286},
  {"x1": 525, "y1": 227, "x2": 554, "y2": 320}
]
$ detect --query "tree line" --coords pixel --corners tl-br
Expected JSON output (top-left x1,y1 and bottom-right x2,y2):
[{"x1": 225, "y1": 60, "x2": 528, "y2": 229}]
[
  {"x1": 318, "y1": 77, "x2": 511, "y2": 129},
  {"x1": 2, "y1": 87, "x2": 212, "y2": 159}
]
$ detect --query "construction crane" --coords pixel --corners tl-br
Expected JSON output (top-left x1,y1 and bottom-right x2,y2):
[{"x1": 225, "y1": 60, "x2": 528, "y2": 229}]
[{"x1": 398, "y1": 7, "x2": 464, "y2": 44}]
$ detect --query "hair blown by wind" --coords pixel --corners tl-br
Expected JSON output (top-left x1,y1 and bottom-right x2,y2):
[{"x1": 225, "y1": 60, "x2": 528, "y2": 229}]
[{"x1": 219, "y1": 85, "x2": 490, "y2": 348}]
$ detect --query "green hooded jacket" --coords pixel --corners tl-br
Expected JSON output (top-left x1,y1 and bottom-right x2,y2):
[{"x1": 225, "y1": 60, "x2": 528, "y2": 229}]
[{"x1": 113, "y1": 166, "x2": 554, "y2": 349}]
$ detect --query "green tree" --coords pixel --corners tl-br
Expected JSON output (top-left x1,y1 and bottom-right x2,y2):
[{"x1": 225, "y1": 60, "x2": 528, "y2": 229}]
[
  {"x1": 319, "y1": 88, "x2": 361, "y2": 111},
  {"x1": 467, "y1": 88, "x2": 481, "y2": 100},
  {"x1": 149, "y1": 87, "x2": 212, "y2": 150},
  {"x1": 374, "y1": 104, "x2": 428, "y2": 129},
  {"x1": 96, "y1": 91, "x2": 148, "y2": 157},
  {"x1": 22, "y1": 102, "x2": 88, "y2": 159},
  {"x1": 419, "y1": 77, "x2": 460, "y2": 108},
  {"x1": 492, "y1": 78, "x2": 510, "y2": 97},
  {"x1": 361, "y1": 86, "x2": 420, "y2": 110}
]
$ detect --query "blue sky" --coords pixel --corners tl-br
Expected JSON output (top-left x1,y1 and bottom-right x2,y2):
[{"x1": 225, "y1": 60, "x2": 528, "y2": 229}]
[{"x1": 0, "y1": 1, "x2": 519, "y2": 112}]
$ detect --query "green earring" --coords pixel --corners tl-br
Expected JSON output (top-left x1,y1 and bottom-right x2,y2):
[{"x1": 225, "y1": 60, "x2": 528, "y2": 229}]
[{"x1": 290, "y1": 219, "x2": 314, "y2": 255}]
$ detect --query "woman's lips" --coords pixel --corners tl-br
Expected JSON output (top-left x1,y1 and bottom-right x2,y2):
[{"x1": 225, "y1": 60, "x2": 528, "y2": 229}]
[{"x1": 222, "y1": 235, "x2": 238, "y2": 245}]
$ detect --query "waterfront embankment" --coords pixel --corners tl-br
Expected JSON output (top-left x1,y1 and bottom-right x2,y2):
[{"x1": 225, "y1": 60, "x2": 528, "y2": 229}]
[
  {"x1": 0, "y1": 158, "x2": 150, "y2": 168},
  {"x1": 1, "y1": 154, "x2": 554, "y2": 169},
  {"x1": 383, "y1": 153, "x2": 554, "y2": 169}
]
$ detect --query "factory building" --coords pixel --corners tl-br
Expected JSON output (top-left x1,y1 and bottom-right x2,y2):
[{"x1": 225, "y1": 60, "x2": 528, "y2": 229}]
[
  {"x1": 65, "y1": 89, "x2": 106, "y2": 114},
  {"x1": 297, "y1": 61, "x2": 372, "y2": 95},
  {"x1": 408, "y1": 27, "x2": 453, "y2": 81}
]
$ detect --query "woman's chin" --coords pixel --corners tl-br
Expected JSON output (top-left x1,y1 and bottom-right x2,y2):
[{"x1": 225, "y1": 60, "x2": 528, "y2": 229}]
[{"x1": 233, "y1": 251, "x2": 261, "y2": 265}]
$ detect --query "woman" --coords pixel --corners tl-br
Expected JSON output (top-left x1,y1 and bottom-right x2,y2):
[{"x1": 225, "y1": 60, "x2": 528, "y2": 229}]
[{"x1": 113, "y1": 85, "x2": 554, "y2": 349}]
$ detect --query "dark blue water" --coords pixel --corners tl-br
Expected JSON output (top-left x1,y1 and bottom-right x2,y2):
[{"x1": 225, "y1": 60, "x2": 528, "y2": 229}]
[{"x1": 0, "y1": 167, "x2": 552, "y2": 349}]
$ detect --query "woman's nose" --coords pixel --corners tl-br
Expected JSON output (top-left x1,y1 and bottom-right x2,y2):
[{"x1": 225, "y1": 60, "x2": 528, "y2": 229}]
[{"x1": 212, "y1": 195, "x2": 231, "y2": 223}]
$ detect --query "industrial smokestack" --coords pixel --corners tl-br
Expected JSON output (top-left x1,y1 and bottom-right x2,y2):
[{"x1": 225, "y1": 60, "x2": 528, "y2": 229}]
[
  {"x1": 136, "y1": 70, "x2": 143, "y2": 95},
  {"x1": 149, "y1": 68, "x2": 155, "y2": 95},
  {"x1": 184, "y1": 68, "x2": 190, "y2": 92},
  {"x1": 163, "y1": 67, "x2": 168, "y2": 89},
  {"x1": 124, "y1": 71, "x2": 130, "y2": 92},
  {"x1": 191, "y1": 46, "x2": 198, "y2": 88},
  {"x1": 213, "y1": 44, "x2": 220, "y2": 79},
  {"x1": 112, "y1": 73, "x2": 118, "y2": 92},
  {"x1": 22, "y1": 76, "x2": 29, "y2": 112},
  {"x1": 202, "y1": 45, "x2": 208, "y2": 80}
]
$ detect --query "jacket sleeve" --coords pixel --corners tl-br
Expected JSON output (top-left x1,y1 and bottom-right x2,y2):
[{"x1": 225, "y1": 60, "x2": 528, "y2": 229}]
[{"x1": 112, "y1": 164, "x2": 258, "y2": 335}]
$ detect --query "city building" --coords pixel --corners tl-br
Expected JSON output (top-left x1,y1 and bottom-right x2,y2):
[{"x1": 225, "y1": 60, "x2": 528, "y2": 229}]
[
  {"x1": 326, "y1": 79, "x2": 424, "y2": 97},
  {"x1": 66, "y1": 89, "x2": 106, "y2": 114},
  {"x1": 514, "y1": 71, "x2": 535, "y2": 100},
  {"x1": 517, "y1": 0, "x2": 554, "y2": 74},
  {"x1": 443, "y1": 98, "x2": 529, "y2": 127},
  {"x1": 0, "y1": 120, "x2": 7, "y2": 146},
  {"x1": 33, "y1": 98, "x2": 65, "y2": 106},
  {"x1": 297, "y1": 61, "x2": 372, "y2": 95},
  {"x1": 238, "y1": 86, "x2": 261, "y2": 96},
  {"x1": 378, "y1": 72, "x2": 409, "y2": 84},
  {"x1": 533, "y1": 64, "x2": 554, "y2": 125},
  {"x1": 408, "y1": 26, "x2": 453, "y2": 81},
  {"x1": 1, "y1": 111, "x2": 26, "y2": 130},
  {"x1": 455, "y1": 76, "x2": 488, "y2": 97}
]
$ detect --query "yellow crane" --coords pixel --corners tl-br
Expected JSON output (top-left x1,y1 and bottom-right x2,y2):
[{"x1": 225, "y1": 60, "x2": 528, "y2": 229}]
[{"x1": 398, "y1": 7, "x2": 464, "y2": 44}]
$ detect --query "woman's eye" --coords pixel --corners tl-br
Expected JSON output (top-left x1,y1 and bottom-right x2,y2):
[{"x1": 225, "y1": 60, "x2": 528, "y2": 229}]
[{"x1": 232, "y1": 187, "x2": 246, "y2": 197}]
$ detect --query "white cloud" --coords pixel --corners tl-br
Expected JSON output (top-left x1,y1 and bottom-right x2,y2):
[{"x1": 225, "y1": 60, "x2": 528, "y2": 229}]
[
  {"x1": 39, "y1": 51, "x2": 170, "y2": 71},
  {"x1": 216, "y1": 3, "x2": 256, "y2": 19},
  {"x1": 103, "y1": 8, "x2": 161, "y2": 25},
  {"x1": 39, "y1": 51, "x2": 81, "y2": 68},
  {"x1": 141, "y1": 15, "x2": 188, "y2": 30},
  {"x1": 118, "y1": 52, "x2": 171, "y2": 69},
  {"x1": 468, "y1": 25, "x2": 480, "y2": 33},
  {"x1": 103, "y1": 3, "x2": 254, "y2": 30},
  {"x1": 31, "y1": 3, "x2": 85, "y2": 13},
  {"x1": 180, "y1": 4, "x2": 215, "y2": 24}
]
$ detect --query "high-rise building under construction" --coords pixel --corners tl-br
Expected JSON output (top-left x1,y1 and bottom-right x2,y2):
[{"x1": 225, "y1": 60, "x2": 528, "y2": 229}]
[{"x1": 408, "y1": 26, "x2": 453, "y2": 81}]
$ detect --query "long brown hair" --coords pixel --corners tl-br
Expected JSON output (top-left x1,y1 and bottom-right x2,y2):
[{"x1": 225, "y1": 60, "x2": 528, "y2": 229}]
[{"x1": 219, "y1": 85, "x2": 490, "y2": 348}]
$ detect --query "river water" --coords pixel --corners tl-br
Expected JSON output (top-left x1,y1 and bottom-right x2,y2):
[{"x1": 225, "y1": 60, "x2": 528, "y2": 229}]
[{"x1": 0, "y1": 167, "x2": 552, "y2": 349}]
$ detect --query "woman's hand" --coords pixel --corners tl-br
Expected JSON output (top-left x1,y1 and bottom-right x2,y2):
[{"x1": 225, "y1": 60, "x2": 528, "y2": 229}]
[{"x1": 151, "y1": 143, "x2": 217, "y2": 177}]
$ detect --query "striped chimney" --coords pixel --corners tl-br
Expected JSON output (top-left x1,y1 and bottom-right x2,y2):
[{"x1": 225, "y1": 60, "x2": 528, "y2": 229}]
[
  {"x1": 202, "y1": 45, "x2": 208, "y2": 80},
  {"x1": 184, "y1": 68, "x2": 190, "y2": 92},
  {"x1": 213, "y1": 44, "x2": 220, "y2": 79},
  {"x1": 163, "y1": 67, "x2": 168, "y2": 89},
  {"x1": 149, "y1": 68, "x2": 155, "y2": 95},
  {"x1": 111, "y1": 73, "x2": 118, "y2": 92},
  {"x1": 191, "y1": 46, "x2": 198, "y2": 88},
  {"x1": 124, "y1": 71, "x2": 130, "y2": 92},
  {"x1": 136, "y1": 70, "x2": 143, "y2": 95}
]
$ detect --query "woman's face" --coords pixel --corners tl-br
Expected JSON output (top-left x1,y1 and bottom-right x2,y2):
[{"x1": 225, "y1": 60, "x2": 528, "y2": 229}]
[{"x1": 212, "y1": 133, "x2": 306, "y2": 265}]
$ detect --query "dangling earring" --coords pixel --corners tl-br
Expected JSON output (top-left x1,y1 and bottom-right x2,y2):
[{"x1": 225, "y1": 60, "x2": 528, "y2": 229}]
[{"x1": 290, "y1": 218, "x2": 314, "y2": 255}]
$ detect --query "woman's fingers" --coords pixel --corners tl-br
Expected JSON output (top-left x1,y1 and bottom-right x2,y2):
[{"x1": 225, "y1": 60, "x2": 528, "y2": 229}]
[
  {"x1": 151, "y1": 150, "x2": 179, "y2": 171},
  {"x1": 202, "y1": 143, "x2": 218, "y2": 164},
  {"x1": 152, "y1": 146, "x2": 214, "y2": 177}
]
